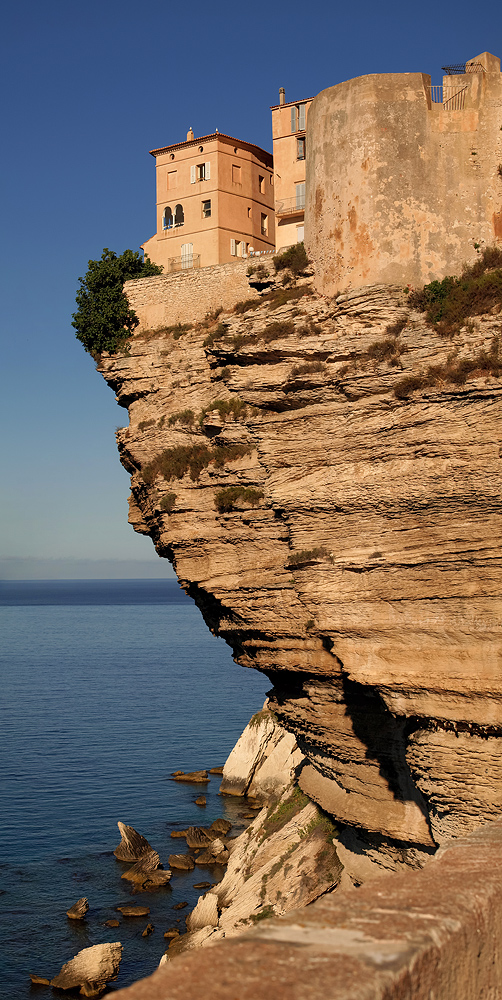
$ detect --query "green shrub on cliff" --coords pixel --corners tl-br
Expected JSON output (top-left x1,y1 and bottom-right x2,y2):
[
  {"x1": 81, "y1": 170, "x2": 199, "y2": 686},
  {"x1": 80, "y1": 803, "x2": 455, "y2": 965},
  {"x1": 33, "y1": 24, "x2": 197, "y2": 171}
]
[
  {"x1": 72, "y1": 249, "x2": 162, "y2": 357},
  {"x1": 408, "y1": 246, "x2": 502, "y2": 334}
]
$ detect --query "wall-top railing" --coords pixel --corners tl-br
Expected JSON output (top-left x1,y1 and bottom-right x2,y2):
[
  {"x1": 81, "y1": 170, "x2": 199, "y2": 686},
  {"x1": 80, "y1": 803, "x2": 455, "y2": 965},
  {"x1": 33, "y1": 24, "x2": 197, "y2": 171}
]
[
  {"x1": 275, "y1": 195, "x2": 306, "y2": 217},
  {"x1": 428, "y1": 85, "x2": 469, "y2": 110},
  {"x1": 442, "y1": 61, "x2": 486, "y2": 75}
]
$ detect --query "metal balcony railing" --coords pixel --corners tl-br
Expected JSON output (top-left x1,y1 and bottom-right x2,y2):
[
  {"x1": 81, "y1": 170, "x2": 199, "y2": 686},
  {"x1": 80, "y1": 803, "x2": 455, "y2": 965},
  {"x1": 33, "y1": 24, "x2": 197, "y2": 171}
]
[
  {"x1": 428, "y1": 85, "x2": 468, "y2": 110},
  {"x1": 442, "y1": 62, "x2": 485, "y2": 75},
  {"x1": 275, "y1": 195, "x2": 306, "y2": 217},
  {"x1": 165, "y1": 254, "x2": 201, "y2": 273}
]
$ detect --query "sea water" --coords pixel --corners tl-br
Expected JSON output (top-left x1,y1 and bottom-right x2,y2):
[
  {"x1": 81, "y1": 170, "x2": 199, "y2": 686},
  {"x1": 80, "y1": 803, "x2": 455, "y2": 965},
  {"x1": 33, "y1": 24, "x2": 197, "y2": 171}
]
[{"x1": 0, "y1": 580, "x2": 269, "y2": 997}]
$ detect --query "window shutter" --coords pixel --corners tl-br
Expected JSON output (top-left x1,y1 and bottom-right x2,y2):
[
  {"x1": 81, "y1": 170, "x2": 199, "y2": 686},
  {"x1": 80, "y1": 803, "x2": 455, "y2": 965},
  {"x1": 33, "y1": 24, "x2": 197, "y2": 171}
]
[
  {"x1": 205, "y1": 161, "x2": 210, "y2": 180},
  {"x1": 190, "y1": 165, "x2": 196, "y2": 184},
  {"x1": 230, "y1": 239, "x2": 236, "y2": 256},
  {"x1": 291, "y1": 106, "x2": 297, "y2": 132},
  {"x1": 298, "y1": 104, "x2": 306, "y2": 131}
]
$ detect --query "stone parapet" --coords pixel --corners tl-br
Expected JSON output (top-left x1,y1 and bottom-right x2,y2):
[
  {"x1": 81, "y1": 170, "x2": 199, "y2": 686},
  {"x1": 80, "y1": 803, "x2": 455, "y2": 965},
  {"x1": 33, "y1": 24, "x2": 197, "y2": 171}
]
[
  {"x1": 125, "y1": 258, "x2": 275, "y2": 332},
  {"x1": 111, "y1": 817, "x2": 502, "y2": 1000}
]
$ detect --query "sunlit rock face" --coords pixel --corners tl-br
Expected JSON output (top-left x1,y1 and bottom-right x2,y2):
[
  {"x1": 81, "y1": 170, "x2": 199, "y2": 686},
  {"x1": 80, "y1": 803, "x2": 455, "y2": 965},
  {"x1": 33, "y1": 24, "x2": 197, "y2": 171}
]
[{"x1": 99, "y1": 277, "x2": 502, "y2": 848}]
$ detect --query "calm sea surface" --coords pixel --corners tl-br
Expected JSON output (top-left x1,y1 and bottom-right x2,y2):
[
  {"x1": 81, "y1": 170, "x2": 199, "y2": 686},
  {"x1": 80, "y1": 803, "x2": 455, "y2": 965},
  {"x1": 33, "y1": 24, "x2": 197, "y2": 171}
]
[{"x1": 0, "y1": 580, "x2": 269, "y2": 997}]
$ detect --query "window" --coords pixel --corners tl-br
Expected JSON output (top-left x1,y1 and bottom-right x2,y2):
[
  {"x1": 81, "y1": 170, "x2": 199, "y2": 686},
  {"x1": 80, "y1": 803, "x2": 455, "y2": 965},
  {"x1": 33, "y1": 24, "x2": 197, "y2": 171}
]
[
  {"x1": 162, "y1": 206, "x2": 173, "y2": 230},
  {"x1": 295, "y1": 183, "x2": 305, "y2": 210},
  {"x1": 297, "y1": 137, "x2": 306, "y2": 160},
  {"x1": 181, "y1": 243, "x2": 193, "y2": 269},
  {"x1": 167, "y1": 170, "x2": 177, "y2": 189},
  {"x1": 232, "y1": 164, "x2": 242, "y2": 185},
  {"x1": 174, "y1": 204, "x2": 184, "y2": 227},
  {"x1": 291, "y1": 103, "x2": 306, "y2": 133},
  {"x1": 296, "y1": 225, "x2": 304, "y2": 242},
  {"x1": 202, "y1": 199, "x2": 211, "y2": 219},
  {"x1": 260, "y1": 213, "x2": 268, "y2": 236},
  {"x1": 247, "y1": 207, "x2": 251, "y2": 218},
  {"x1": 191, "y1": 162, "x2": 211, "y2": 182},
  {"x1": 230, "y1": 239, "x2": 246, "y2": 258},
  {"x1": 258, "y1": 174, "x2": 265, "y2": 194}
]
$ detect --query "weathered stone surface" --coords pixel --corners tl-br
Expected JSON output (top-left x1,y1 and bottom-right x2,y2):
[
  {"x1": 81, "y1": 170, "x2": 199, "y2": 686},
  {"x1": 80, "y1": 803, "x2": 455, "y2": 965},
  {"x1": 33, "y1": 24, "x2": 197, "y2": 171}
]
[
  {"x1": 114, "y1": 822, "x2": 154, "y2": 862},
  {"x1": 220, "y1": 705, "x2": 303, "y2": 799},
  {"x1": 99, "y1": 280, "x2": 502, "y2": 848},
  {"x1": 66, "y1": 897, "x2": 89, "y2": 920},
  {"x1": 50, "y1": 942, "x2": 122, "y2": 995},
  {"x1": 186, "y1": 892, "x2": 219, "y2": 931},
  {"x1": 121, "y1": 850, "x2": 167, "y2": 884},
  {"x1": 169, "y1": 854, "x2": 196, "y2": 871}
]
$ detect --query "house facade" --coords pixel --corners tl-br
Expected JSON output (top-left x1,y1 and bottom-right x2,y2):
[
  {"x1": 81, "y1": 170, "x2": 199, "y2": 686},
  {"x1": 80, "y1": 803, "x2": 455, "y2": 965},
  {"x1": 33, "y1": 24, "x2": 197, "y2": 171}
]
[
  {"x1": 142, "y1": 130, "x2": 275, "y2": 272},
  {"x1": 270, "y1": 90, "x2": 313, "y2": 251}
]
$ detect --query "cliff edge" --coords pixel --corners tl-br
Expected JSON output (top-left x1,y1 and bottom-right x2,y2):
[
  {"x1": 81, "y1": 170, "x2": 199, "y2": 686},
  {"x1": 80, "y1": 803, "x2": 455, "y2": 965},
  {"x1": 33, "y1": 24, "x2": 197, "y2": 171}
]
[{"x1": 98, "y1": 274, "x2": 502, "y2": 851}]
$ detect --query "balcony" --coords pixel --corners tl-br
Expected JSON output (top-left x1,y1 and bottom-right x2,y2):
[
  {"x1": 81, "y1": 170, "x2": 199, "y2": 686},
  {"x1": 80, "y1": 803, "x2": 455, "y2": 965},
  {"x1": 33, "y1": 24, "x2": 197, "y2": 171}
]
[
  {"x1": 275, "y1": 195, "x2": 305, "y2": 218},
  {"x1": 165, "y1": 254, "x2": 201, "y2": 273}
]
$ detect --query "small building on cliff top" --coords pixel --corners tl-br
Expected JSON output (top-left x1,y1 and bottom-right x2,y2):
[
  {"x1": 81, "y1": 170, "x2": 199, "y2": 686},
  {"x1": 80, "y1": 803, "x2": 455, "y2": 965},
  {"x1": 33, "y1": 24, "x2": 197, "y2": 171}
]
[
  {"x1": 270, "y1": 89, "x2": 313, "y2": 251},
  {"x1": 142, "y1": 129, "x2": 275, "y2": 272},
  {"x1": 305, "y1": 51, "x2": 502, "y2": 294}
]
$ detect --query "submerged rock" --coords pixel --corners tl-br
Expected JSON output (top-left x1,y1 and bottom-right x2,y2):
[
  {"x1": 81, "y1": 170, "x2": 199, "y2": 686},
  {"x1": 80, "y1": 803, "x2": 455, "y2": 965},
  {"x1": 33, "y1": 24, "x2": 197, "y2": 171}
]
[
  {"x1": 172, "y1": 770, "x2": 209, "y2": 783},
  {"x1": 29, "y1": 974, "x2": 51, "y2": 986},
  {"x1": 142, "y1": 922, "x2": 154, "y2": 937},
  {"x1": 103, "y1": 919, "x2": 119, "y2": 928},
  {"x1": 50, "y1": 942, "x2": 122, "y2": 996},
  {"x1": 66, "y1": 897, "x2": 89, "y2": 920},
  {"x1": 113, "y1": 822, "x2": 154, "y2": 862},
  {"x1": 195, "y1": 796, "x2": 206, "y2": 807},
  {"x1": 116, "y1": 905, "x2": 149, "y2": 917}
]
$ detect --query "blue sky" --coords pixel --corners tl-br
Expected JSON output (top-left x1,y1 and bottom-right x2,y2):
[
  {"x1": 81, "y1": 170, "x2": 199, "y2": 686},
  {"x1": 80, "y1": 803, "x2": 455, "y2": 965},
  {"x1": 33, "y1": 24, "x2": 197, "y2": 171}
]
[{"x1": 0, "y1": 0, "x2": 500, "y2": 577}]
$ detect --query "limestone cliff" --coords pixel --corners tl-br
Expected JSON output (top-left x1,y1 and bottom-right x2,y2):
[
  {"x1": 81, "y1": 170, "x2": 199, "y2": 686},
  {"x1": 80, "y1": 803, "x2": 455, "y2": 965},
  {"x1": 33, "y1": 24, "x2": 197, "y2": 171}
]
[{"x1": 98, "y1": 274, "x2": 502, "y2": 851}]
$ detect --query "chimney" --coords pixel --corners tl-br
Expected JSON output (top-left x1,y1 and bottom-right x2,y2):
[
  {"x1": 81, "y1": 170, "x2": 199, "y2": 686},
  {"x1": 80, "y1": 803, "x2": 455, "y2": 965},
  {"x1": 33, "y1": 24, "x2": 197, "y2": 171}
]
[
  {"x1": 187, "y1": 126, "x2": 194, "y2": 141},
  {"x1": 279, "y1": 88, "x2": 285, "y2": 105}
]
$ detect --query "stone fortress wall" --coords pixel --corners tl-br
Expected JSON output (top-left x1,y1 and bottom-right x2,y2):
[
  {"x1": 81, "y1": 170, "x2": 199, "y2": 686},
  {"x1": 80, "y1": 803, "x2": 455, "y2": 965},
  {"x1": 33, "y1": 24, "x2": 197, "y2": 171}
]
[
  {"x1": 305, "y1": 51, "x2": 502, "y2": 295},
  {"x1": 125, "y1": 256, "x2": 275, "y2": 331}
]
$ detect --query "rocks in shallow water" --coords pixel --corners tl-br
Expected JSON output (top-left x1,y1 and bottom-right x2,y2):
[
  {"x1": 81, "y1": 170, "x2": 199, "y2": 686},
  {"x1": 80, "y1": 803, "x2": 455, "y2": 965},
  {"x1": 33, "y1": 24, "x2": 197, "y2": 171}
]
[
  {"x1": 193, "y1": 881, "x2": 211, "y2": 889},
  {"x1": 195, "y1": 796, "x2": 206, "y2": 807},
  {"x1": 173, "y1": 901, "x2": 188, "y2": 910},
  {"x1": 121, "y1": 850, "x2": 171, "y2": 887},
  {"x1": 116, "y1": 905, "x2": 150, "y2": 917},
  {"x1": 209, "y1": 767, "x2": 224, "y2": 774},
  {"x1": 29, "y1": 974, "x2": 51, "y2": 986},
  {"x1": 163, "y1": 928, "x2": 180, "y2": 938},
  {"x1": 169, "y1": 854, "x2": 195, "y2": 871},
  {"x1": 103, "y1": 919, "x2": 120, "y2": 928},
  {"x1": 184, "y1": 827, "x2": 214, "y2": 849},
  {"x1": 113, "y1": 821, "x2": 154, "y2": 862},
  {"x1": 172, "y1": 770, "x2": 209, "y2": 783},
  {"x1": 209, "y1": 818, "x2": 232, "y2": 836},
  {"x1": 50, "y1": 942, "x2": 122, "y2": 997},
  {"x1": 66, "y1": 897, "x2": 89, "y2": 920},
  {"x1": 142, "y1": 923, "x2": 154, "y2": 937},
  {"x1": 170, "y1": 829, "x2": 189, "y2": 838},
  {"x1": 195, "y1": 838, "x2": 229, "y2": 866}
]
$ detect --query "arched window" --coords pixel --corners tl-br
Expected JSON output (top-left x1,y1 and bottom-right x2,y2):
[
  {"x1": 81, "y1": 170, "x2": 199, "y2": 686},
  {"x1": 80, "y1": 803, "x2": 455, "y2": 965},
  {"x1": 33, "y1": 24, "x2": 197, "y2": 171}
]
[
  {"x1": 162, "y1": 206, "x2": 173, "y2": 230},
  {"x1": 174, "y1": 204, "x2": 184, "y2": 227}
]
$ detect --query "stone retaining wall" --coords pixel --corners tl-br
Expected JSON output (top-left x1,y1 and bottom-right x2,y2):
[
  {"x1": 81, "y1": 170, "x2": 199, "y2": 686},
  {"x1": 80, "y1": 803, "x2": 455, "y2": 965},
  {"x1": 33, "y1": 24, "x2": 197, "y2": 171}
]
[
  {"x1": 125, "y1": 258, "x2": 276, "y2": 332},
  {"x1": 112, "y1": 817, "x2": 502, "y2": 1000}
]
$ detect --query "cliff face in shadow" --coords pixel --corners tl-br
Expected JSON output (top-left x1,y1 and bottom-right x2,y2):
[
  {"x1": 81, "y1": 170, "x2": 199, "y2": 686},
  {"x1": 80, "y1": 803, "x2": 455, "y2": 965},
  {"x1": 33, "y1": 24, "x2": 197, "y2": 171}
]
[{"x1": 98, "y1": 277, "x2": 502, "y2": 850}]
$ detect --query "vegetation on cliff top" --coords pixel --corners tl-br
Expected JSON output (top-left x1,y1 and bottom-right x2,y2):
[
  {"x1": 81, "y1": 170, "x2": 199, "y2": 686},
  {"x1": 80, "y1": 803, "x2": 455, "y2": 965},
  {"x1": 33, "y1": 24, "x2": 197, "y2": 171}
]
[
  {"x1": 408, "y1": 246, "x2": 502, "y2": 334},
  {"x1": 72, "y1": 249, "x2": 162, "y2": 357}
]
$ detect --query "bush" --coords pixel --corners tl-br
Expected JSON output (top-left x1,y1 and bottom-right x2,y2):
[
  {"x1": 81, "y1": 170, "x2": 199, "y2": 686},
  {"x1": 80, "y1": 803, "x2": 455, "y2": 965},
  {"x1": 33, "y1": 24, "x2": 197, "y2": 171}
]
[
  {"x1": 160, "y1": 492, "x2": 177, "y2": 512},
  {"x1": 286, "y1": 547, "x2": 332, "y2": 567},
  {"x1": 393, "y1": 336, "x2": 501, "y2": 398},
  {"x1": 142, "y1": 443, "x2": 252, "y2": 484},
  {"x1": 214, "y1": 486, "x2": 263, "y2": 512},
  {"x1": 199, "y1": 398, "x2": 248, "y2": 424},
  {"x1": 273, "y1": 242, "x2": 310, "y2": 277},
  {"x1": 72, "y1": 249, "x2": 162, "y2": 356},
  {"x1": 409, "y1": 247, "x2": 502, "y2": 333}
]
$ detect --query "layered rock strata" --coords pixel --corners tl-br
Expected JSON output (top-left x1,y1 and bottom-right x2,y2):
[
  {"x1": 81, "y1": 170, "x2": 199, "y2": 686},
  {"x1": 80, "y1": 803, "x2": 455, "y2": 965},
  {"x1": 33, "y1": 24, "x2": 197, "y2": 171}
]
[{"x1": 99, "y1": 276, "x2": 502, "y2": 849}]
